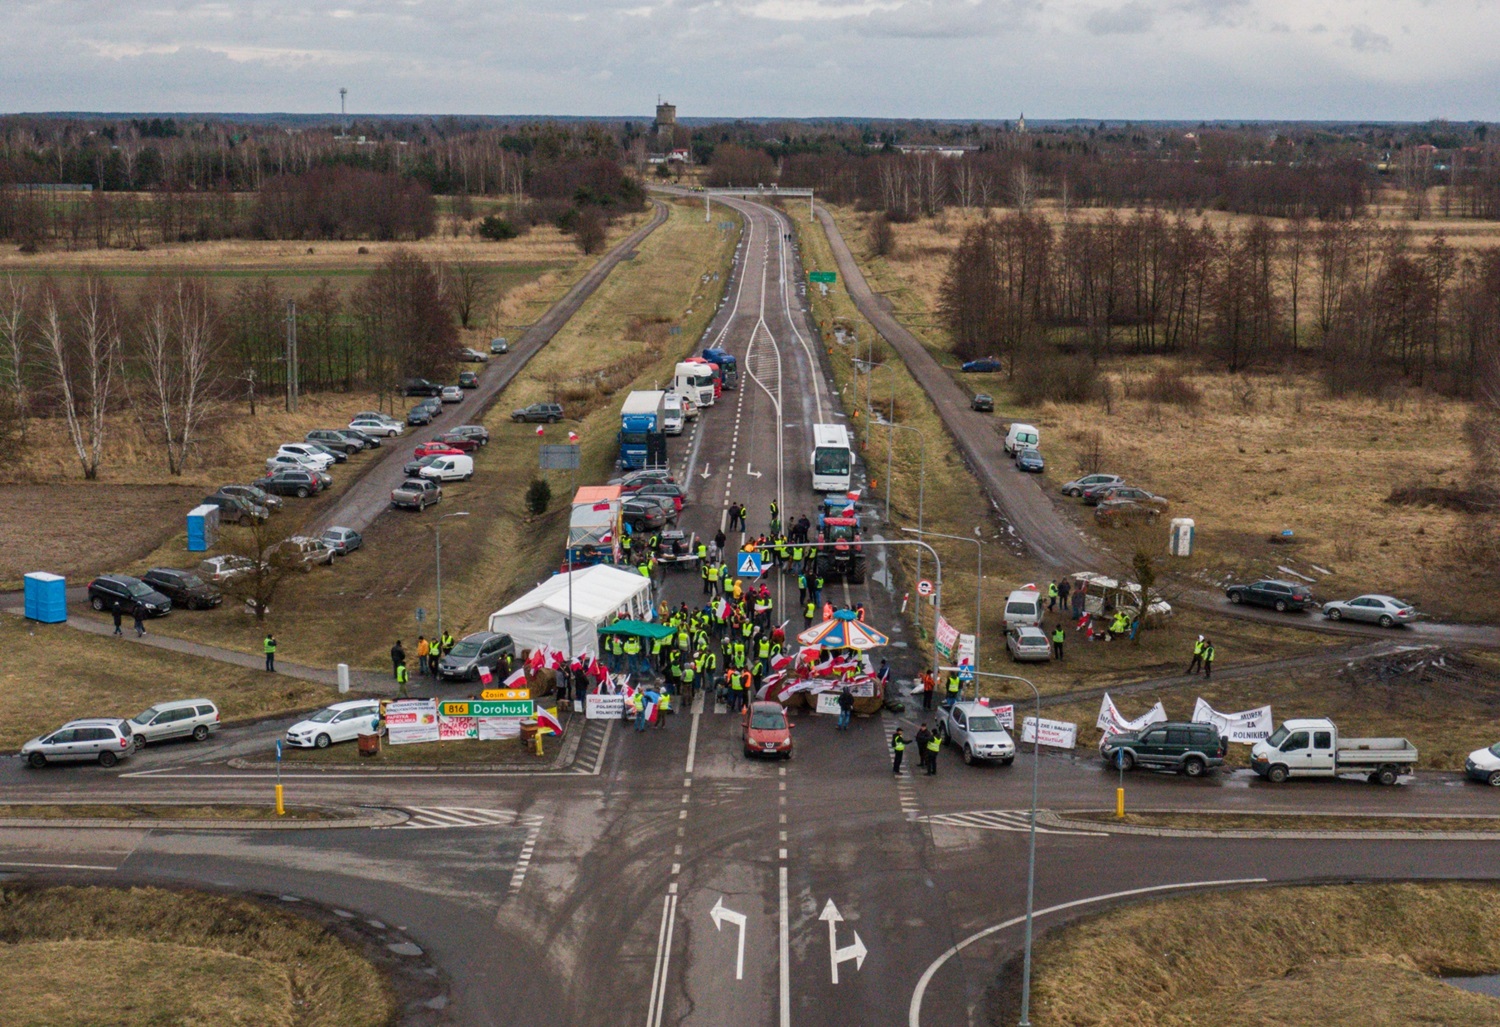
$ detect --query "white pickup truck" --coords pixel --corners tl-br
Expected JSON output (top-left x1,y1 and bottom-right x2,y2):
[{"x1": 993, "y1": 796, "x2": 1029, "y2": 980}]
[{"x1": 1250, "y1": 718, "x2": 1418, "y2": 786}]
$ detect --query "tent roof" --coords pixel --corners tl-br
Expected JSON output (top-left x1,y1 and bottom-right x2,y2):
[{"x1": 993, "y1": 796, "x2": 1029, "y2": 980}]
[
  {"x1": 574, "y1": 486, "x2": 623, "y2": 503},
  {"x1": 598, "y1": 619, "x2": 676, "y2": 639},
  {"x1": 496, "y1": 564, "x2": 649, "y2": 622}
]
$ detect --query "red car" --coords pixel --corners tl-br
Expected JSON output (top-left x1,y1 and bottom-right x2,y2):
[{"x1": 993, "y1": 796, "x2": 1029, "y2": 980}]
[
  {"x1": 413, "y1": 442, "x2": 464, "y2": 459},
  {"x1": 432, "y1": 433, "x2": 480, "y2": 453},
  {"x1": 743, "y1": 701, "x2": 793, "y2": 759}
]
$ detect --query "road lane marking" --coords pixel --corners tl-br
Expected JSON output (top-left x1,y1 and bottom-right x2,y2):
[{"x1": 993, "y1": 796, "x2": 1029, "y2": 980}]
[
  {"x1": 920, "y1": 810, "x2": 1106, "y2": 837},
  {"x1": 0, "y1": 861, "x2": 117, "y2": 871},
  {"x1": 820, "y1": 898, "x2": 869, "y2": 984},
  {"x1": 646, "y1": 890, "x2": 678, "y2": 1027},
  {"x1": 907, "y1": 877, "x2": 1269, "y2": 1027},
  {"x1": 779, "y1": 865, "x2": 791, "y2": 1027},
  {"x1": 710, "y1": 896, "x2": 749, "y2": 980}
]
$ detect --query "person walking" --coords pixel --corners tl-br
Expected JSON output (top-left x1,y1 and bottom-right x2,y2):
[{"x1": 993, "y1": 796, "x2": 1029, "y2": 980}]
[
  {"x1": 1051, "y1": 623, "x2": 1065, "y2": 660},
  {"x1": 1046, "y1": 580, "x2": 1058, "y2": 612},
  {"x1": 395, "y1": 660, "x2": 409, "y2": 696},
  {"x1": 914, "y1": 723, "x2": 932, "y2": 773},
  {"x1": 110, "y1": 600, "x2": 123, "y2": 636},
  {"x1": 726, "y1": 502, "x2": 741, "y2": 532},
  {"x1": 836, "y1": 686, "x2": 855, "y2": 731},
  {"x1": 1186, "y1": 635, "x2": 1205, "y2": 675},
  {"x1": 738, "y1": 503, "x2": 749, "y2": 532},
  {"x1": 1202, "y1": 639, "x2": 1216, "y2": 679},
  {"x1": 263, "y1": 633, "x2": 277, "y2": 673},
  {"x1": 1058, "y1": 578, "x2": 1071, "y2": 614},
  {"x1": 1071, "y1": 581, "x2": 1086, "y2": 620},
  {"x1": 924, "y1": 725, "x2": 942, "y2": 776},
  {"x1": 417, "y1": 636, "x2": 431, "y2": 677},
  {"x1": 890, "y1": 728, "x2": 907, "y2": 775},
  {"x1": 391, "y1": 640, "x2": 406, "y2": 680},
  {"x1": 132, "y1": 603, "x2": 147, "y2": 638},
  {"x1": 804, "y1": 599, "x2": 816, "y2": 628}
]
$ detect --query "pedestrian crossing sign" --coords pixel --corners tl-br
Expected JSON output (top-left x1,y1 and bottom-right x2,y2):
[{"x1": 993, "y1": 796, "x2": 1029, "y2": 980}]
[
  {"x1": 958, "y1": 663, "x2": 974, "y2": 682},
  {"x1": 737, "y1": 552, "x2": 762, "y2": 578}
]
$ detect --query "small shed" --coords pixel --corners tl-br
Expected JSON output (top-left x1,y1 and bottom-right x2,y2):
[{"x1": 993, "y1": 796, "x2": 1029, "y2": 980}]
[
  {"x1": 186, "y1": 504, "x2": 220, "y2": 552},
  {"x1": 23, "y1": 572, "x2": 67, "y2": 623}
]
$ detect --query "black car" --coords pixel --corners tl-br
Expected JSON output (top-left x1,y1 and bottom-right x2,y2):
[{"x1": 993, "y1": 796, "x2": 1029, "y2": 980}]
[
  {"x1": 621, "y1": 499, "x2": 668, "y2": 532},
  {"x1": 403, "y1": 378, "x2": 444, "y2": 397},
  {"x1": 448, "y1": 424, "x2": 490, "y2": 446},
  {"x1": 216, "y1": 483, "x2": 283, "y2": 513},
  {"x1": 87, "y1": 575, "x2": 172, "y2": 617},
  {"x1": 336, "y1": 428, "x2": 381, "y2": 450},
  {"x1": 306, "y1": 429, "x2": 361, "y2": 455},
  {"x1": 1225, "y1": 579, "x2": 1313, "y2": 613},
  {"x1": 971, "y1": 393, "x2": 994, "y2": 412},
  {"x1": 200, "y1": 492, "x2": 268, "y2": 525},
  {"x1": 253, "y1": 469, "x2": 323, "y2": 498},
  {"x1": 304, "y1": 441, "x2": 348, "y2": 464},
  {"x1": 458, "y1": 371, "x2": 480, "y2": 389},
  {"x1": 404, "y1": 454, "x2": 443, "y2": 477},
  {"x1": 407, "y1": 405, "x2": 435, "y2": 427},
  {"x1": 141, "y1": 568, "x2": 223, "y2": 610},
  {"x1": 1101, "y1": 722, "x2": 1226, "y2": 777},
  {"x1": 511, "y1": 402, "x2": 564, "y2": 423}
]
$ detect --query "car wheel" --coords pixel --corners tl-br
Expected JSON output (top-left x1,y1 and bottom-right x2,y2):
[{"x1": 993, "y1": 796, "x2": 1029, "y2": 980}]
[
  {"x1": 1378, "y1": 614, "x2": 1394, "y2": 628},
  {"x1": 1488, "y1": 771, "x2": 1500, "y2": 788},
  {"x1": 463, "y1": 472, "x2": 473, "y2": 481},
  {"x1": 296, "y1": 487, "x2": 310, "y2": 499},
  {"x1": 1376, "y1": 766, "x2": 1399, "y2": 786},
  {"x1": 1228, "y1": 592, "x2": 1243, "y2": 605},
  {"x1": 1266, "y1": 764, "x2": 1289, "y2": 784},
  {"x1": 548, "y1": 415, "x2": 560, "y2": 424},
  {"x1": 1274, "y1": 600, "x2": 1288, "y2": 612},
  {"x1": 315, "y1": 733, "x2": 332, "y2": 749},
  {"x1": 1326, "y1": 608, "x2": 1341, "y2": 620},
  {"x1": 744, "y1": 747, "x2": 754, "y2": 758},
  {"x1": 134, "y1": 735, "x2": 147, "y2": 751},
  {"x1": 97, "y1": 751, "x2": 117, "y2": 769},
  {"x1": 192, "y1": 725, "x2": 209, "y2": 742},
  {"x1": 1182, "y1": 757, "x2": 1206, "y2": 778},
  {"x1": 27, "y1": 752, "x2": 46, "y2": 769},
  {"x1": 91, "y1": 596, "x2": 105, "y2": 611},
  {"x1": 1117, "y1": 751, "x2": 1135, "y2": 771},
  {"x1": 962, "y1": 745, "x2": 974, "y2": 766}
]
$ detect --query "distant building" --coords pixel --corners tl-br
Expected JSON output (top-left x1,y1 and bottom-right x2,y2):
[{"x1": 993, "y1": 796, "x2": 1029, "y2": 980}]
[
  {"x1": 891, "y1": 144, "x2": 977, "y2": 158},
  {"x1": 1017, "y1": 112, "x2": 1027, "y2": 134},
  {"x1": 654, "y1": 98, "x2": 677, "y2": 147}
]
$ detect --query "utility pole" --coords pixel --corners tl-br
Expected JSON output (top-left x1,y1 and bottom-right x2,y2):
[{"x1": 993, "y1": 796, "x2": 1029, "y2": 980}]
[{"x1": 284, "y1": 299, "x2": 299, "y2": 413}]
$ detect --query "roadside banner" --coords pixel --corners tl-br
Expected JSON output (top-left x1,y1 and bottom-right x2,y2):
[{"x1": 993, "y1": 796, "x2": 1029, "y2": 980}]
[
  {"x1": 1096, "y1": 693, "x2": 1168, "y2": 735},
  {"x1": 439, "y1": 716, "x2": 478, "y2": 741},
  {"x1": 1192, "y1": 699, "x2": 1273, "y2": 743},
  {"x1": 385, "y1": 699, "x2": 439, "y2": 745},
  {"x1": 1021, "y1": 717, "x2": 1078, "y2": 749},
  {"x1": 815, "y1": 693, "x2": 842, "y2": 715},
  {"x1": 990, "y1": 703, "x2": 1014, "y2": 729},
  {"x1": 934, "y1": 617, "x2": 960, "y2": 661},
  {"x1": 957, "y1": 633, "x2": 976, "y2": 666},
  {"x1": 478, "y1": 717, "x2": 522, "y2": 740},
  {"x1": 586, "y1": 694, "x2": 626, "y2": 720}
]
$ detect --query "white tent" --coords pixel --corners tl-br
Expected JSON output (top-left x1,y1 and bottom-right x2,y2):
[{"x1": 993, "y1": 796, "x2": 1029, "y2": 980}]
[{"x1": 488, "y1": 564, "x2": 654, "y2": 657}]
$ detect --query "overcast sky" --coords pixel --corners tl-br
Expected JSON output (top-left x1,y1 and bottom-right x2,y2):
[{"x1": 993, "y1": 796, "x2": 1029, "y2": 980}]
[{"x1": 3, "y1": 0, "x2": 1496, "y2": 120}]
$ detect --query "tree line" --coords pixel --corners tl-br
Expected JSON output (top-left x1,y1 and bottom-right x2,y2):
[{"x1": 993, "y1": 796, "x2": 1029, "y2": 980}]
[
  {"x1": 937, "y1": 210, "x2": 1500, "y2": 396},
  {"x1": 0, "y1": 251, "x2": 468, "y2": 476}
]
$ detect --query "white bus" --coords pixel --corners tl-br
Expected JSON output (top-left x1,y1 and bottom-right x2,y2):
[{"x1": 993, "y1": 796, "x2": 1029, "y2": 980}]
[{"x1": 811, "y1": 423, "x2": 853, "y2": 493}]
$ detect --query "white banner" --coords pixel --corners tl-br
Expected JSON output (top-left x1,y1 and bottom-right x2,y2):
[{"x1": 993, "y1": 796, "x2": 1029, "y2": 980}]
[
  {"x1": 478, "y1": 717, "x2": 522, "y2": 740},
  {"x1": 990, "y1": 703, "x2": 1014, "y2": 729},
  {"x1": 1021, "y1": 717, "x2": 1078, "y2": 748},
  {"x1": 935, "y1": 616, "x2": 960, "y2": 660},
  {"x1": 815, "y1": 693, "x2": 842, "y2": 715},
  {"x1": 385, "y1": 699, "x2": 439, "y2": 745},
  {"x1": 1096, "y1": 693, "x2": 1169, "y2": 736},
  {"x1": 586, "y1": 694, "x2": 626, "y2": 720},
  {"x1": 1192, "y1": 699, "x2": 1273, "y2": 743},
  {"x1": 439, "y1": 716, "x2": 477, "y2": 741},
  {"x1": 957, "y1": 633, "x2": 976, "y2": 665}
]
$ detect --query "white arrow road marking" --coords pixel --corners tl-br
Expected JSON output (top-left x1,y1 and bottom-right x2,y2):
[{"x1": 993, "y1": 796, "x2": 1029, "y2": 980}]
[
  {"x1": 746, "y1": 463, "x2": 763, "y2": 478},
  {"x1": 819, "y1": 898, "x2": 868, "y2": 984},
  {"x1": 701, "y1": 462, "x2": 712, "y2": 479},
  {"x1": 710, "y1": 896, "x2": 748, "y2": 980}
]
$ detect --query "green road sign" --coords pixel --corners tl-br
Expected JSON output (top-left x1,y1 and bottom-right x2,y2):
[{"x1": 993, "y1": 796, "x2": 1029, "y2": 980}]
[
  {"x1": 440, "y1": 700, "x2": 534, "y2": 718},
  {"x1": 809, "y1": 271, "x2": 837, "y2": 284}
]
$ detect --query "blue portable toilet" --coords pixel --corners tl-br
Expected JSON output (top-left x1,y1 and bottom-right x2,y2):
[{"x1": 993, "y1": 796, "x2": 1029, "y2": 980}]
[
  {"x1": 23, "y1": 572, "x2": 67, "y2": 623},
  {"x1": 186, "y1": 504, "x2": 220, "y2": 552}
]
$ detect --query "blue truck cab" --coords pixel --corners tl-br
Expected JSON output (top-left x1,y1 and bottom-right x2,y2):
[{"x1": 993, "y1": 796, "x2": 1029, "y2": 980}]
[
  {"x1": 618, "y1": 390, "x2": 669, "y2": 471},
  {"x1": 702, "y1": 348, "x2": 738, "y2": 390}
]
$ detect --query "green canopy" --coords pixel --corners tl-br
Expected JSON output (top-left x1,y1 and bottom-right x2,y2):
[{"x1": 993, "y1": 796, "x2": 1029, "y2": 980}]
[{"x1": 597, "y1": 620, "x2": 676, "y2": 640}]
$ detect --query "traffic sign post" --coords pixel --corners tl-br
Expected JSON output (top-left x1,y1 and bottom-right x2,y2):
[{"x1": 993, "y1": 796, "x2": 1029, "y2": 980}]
[
  {"x1": 736, "y1": 552, "x2": 763, "y2": 578},
  {"x1": 809, "y1": 270, "x2": 837, "y2": 284},
  {"x1": 274, "y1": 739, "x2": 284, "y2": 816},
  {"x1": 415, "y1": 607, "x2": 425, "y2": 623},
  {"x1": 917, "y1": 579, "x2": 934, "y2": 597}
]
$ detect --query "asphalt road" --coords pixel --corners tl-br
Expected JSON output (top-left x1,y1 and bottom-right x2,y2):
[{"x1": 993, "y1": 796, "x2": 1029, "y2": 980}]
[{"x1": 5, "y1": 194, "x2": 1500, "y2": 1027}]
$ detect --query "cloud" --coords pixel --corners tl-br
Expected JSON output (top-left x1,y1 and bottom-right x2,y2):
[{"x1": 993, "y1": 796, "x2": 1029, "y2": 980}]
[
  {"x1": 1087, "y1": 2, "x2": 1154, "y2": 35},
  {"x1": 1347, "y1": 23, "x2": 1392, "y2": 53}
]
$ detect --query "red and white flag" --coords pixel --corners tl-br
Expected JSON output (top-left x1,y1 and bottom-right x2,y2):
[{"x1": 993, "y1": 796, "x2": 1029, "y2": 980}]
[
  {"x1": 478, "y1": 665, "x2": 493, "y2": 685},
  {"x1": 645, "y1": 699, "x2": 660, "y2": 725},
  {"x1": 535, "y1": 705, "x2": 564, "y2": 737},
  {"x1": 568, "y1": 431, "x2": 579, "y2": 442},
  {"x1": 503, "y1": 666, "x2": 527, "y2": 689},
  {"x1": 526, "y1": 648, "x2": 546, "y2": 671},
  {"x1": 535, "y1": 426, "x2": 545, "y2": 436}
]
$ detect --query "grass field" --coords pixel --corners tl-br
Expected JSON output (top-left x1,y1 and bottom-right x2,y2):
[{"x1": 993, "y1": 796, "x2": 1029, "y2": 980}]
[
  {"x1": 116, "y1": 197, "x2": 739, "y2": 670},
  {"x1": 0, "y1": 617, "x2": 334, "y2": 749},
  {"x1": 0, "y1": 885, "x2": 391, "y2": 1027},
  {"x1": 824, "y1": 202, "x2": 1499, "y2": 622},
  {"x1": 1039, "y1": 646, "x2": 1500, "y2": 770},
  {"x1": 1008, "y1": 882, "x2": 1500, "y2": 1027}
]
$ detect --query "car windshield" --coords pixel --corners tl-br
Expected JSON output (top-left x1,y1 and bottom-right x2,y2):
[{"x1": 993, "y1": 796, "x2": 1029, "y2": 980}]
[
  {"x1": 1489, "y1": 742, "x2": 1500, "y2": 758},
  {"x1": 751, "y1": 712, "x2": 785, "y2": 730},
  {"x1": 449, "y1": 641, "x2": 483, "y2": 658},
  {"x1": 307, "y1": 708, "x2": 340, "y2": 723},
  {"x1": 1266, "y1": 726, "x2": 1290, "y2": 747},
  {"x1": 814, "y1": 447, "x2": 850, "y2": 475},
  {"x1": 178, "y1": 575, "x2": 207, "y2": 589},
  {"x1": 130, "y1": 707, "x2": 159, "y2": 725},
  {"x1": 968, "y1": 714, "x2": 1003, "y2": 733},
  {"x1": 127, "y1": 581, "x2": 153, "y2": 597}
]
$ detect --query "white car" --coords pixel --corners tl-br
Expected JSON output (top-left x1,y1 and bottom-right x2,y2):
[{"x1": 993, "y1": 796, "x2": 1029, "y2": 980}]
[
  {"x1": 349, "y1": 417, "x2": 403, "y2": 438},
  {"x1": 265, "y1": 453, "x2": 329, "y2": 476},
  {"x1": 273, "y1": 444, "x2": 334, "y2": 471},
  {"x1": 1321, "y1": 594, "x2": 1416, "y2": 628},
  {"x1": 1005, "y1": 625, "x2": 1053, "y2": 662},
  {"x1": 440, "y1": 385, "x2": 463, "y2": 404},
  {"x1": 129, "y1": 698, "x2": 220, "y2": 748},
  {"x1": 197, "y1": 555, "x2": 259, "y2": 583},
  {"x1": 935, "y1": 701, "x2": 1017, "y2": 766},
  {"x1": 285, "y1": 700, "x2": 382, "y2": 749},
  {"x1": 1465, "y1": 743, "x2": 1500, "y2": 786}
]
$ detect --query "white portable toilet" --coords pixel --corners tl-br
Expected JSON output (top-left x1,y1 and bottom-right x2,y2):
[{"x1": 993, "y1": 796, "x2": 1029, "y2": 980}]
[{"x1": 1169, "y1": 517, "x2": 1196, "y2": 557}]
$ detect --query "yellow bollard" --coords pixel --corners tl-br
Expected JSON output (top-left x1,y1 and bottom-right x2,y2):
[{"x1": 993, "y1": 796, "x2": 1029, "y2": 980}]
[
  {"x1": 275, "y1": 783, "x2": 285, "y2": 816},
  {"x1": 534, "y1": 732, "x2": 544, "y2": 757},
  {"x1": 1115, "y1": 787, "x2": 1125, "y2": 818}
]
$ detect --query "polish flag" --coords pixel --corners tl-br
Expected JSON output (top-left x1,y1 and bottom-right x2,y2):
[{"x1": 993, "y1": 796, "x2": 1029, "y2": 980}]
[
  {"x1": 526, "y1": 648, "x2": 546, "y2": 671},
  {"x1": 478, "y1": 665, "x2": 493, "y2": 685},
  {"x1": 645, "y1": 699, "x2": 660, "y2": 725},
  {"x1": 503, "y1": 666, "x2": 527, "y2": 689},
  {"x1": 535, "y1": 426, "x2": 545, "y2": 436},
  {"x1": 535, "y1": 705, "x2": 564, "y2": 737},
  {"x1": 568, "y1": 431, "x2": 579, "y2": 442}
]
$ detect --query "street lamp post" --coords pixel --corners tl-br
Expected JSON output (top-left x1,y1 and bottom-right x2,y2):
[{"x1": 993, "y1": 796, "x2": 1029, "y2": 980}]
[
  {"x1": 901, "y1": 527, "x2": 980, "y2": 674},
  {"x1": 879, "y1": 422, "x2": 926, "y2": 581},
  {"x1": 431, "y1": 511, "x2": 470, "y2": 648}
]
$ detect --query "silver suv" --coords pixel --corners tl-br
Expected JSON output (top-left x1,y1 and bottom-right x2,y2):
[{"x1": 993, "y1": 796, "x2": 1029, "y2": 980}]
[
  {"x1": 129, "y1": 699, "x2": 220, "y2": 749},
  {"x1": 935, "y1": 701, "x2": 1017, "y2": 766},
  {"x1": 22, "y1": 719, "x2": 135, "y2": 768},
  {"x1": 437, "y1": 631, "x2": 516, "y2": 681}
]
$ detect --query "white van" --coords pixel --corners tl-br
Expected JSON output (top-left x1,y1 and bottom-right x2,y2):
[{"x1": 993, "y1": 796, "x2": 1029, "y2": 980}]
[
  {"x1": 128, "y1": 698, "x2": 220, "y2": 748},
  {"x1": 662, "y1": 393, "x2": 685, "y2": 436},
  {"x1": 1003, "y1": 589, "x2": 1044, "y2": 627},
  {"x1": 419, "y1": 454, "x2": 474, "y2": 482},
  {"x1": 1004, "y1": 423, "x2": 1040, "y2": 455}
]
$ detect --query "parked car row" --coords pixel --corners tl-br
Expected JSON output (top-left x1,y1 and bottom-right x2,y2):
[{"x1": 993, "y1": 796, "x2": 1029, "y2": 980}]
[
  {"x1": 1223, "y1": 577, "x2": 1419, "y2": 628},
  {"x1": 1058, "y1": 471, "x2": 1171, "y2": 527},
  {"x1": 390, "y1": 417, "x2": 491, "y2": 511},
  {"x1": 22, "y1": 698, "x2": 221, "y2": 769}
]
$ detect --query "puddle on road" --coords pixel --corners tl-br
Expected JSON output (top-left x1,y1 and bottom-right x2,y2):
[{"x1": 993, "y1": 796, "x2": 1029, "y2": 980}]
[{"x1": 1447, "y1": 974, "x2": 1500, "y2": 997}]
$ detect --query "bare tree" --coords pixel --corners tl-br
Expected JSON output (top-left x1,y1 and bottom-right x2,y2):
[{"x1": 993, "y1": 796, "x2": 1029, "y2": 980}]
[
  {"x1": 442, "y1": 262, "x2": 494, "y2": 329},
  {"x1": 216, "y1": 519, "x2": 303, "y2": 621},
  {"x1": 37, "y1": 276, "x2": 121, "y2": 480},
  {"x1": 575, "y1": 207, "x2": 607, "y2": 256},
  {"x1": 0, "y1": 275, "x2": 30, "y2": 440},
  {"x1": 868, "y1": 214, "x2": 896, "y2": 258},
  {"x1": 137, "y1": 277, "x2": 221, "y2": 475}
]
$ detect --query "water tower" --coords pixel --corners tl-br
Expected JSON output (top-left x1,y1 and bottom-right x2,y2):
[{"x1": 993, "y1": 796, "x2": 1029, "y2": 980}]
[{"x1": 655, "y1": 97, "x2": 677, "y2": 147}]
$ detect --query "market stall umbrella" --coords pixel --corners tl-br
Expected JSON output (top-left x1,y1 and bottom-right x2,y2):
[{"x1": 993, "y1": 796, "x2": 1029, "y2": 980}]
[{"x1": 796, "y1": 609, "x2": 889, "y2": 650}]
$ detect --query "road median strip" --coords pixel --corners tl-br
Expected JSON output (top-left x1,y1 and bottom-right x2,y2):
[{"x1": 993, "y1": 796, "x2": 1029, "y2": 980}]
[
  {"x1": 1046, "y1": 808, "x2": 1500, "y2": 839},
  {"x1": 0, "y1": 802, "x2": 407, "y2": 829}
]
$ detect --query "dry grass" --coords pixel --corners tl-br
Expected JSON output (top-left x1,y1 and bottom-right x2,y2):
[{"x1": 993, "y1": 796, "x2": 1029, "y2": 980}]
[
  {"x1": 0, "y1": 885, "x2": 391, "y2": 1027},
  {"x1": 0, "y1": 803, "x2": 332, "y2": 820},
  {"x1": 1014, "y1": 882, "x2": 1500, "y2": 1027},
  {"x1": 0, "y1": 616, "x2": 333, "y2": 749},
  {"x1": 1066, "y1": 811, "x2": 1500, "y2": 832},
  {"x1": 121, "y1": 198, "x2": 739, "y2": 670},
  {"x1": 282, "y1": 737, "x2": 536, "y2": 764},
  {"x1": 1039, "y1": 647, "x2": 1500, "y2": 770}
]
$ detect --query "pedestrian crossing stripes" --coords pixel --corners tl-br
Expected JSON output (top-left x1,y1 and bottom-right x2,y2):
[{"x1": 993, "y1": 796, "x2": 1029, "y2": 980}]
[
  {"x1": 919, "y1": 810, "x2": 1105, "y2": 836},
  {"x1": 391, "y1": 807, "x2": 544, "y2": 831}
]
